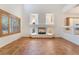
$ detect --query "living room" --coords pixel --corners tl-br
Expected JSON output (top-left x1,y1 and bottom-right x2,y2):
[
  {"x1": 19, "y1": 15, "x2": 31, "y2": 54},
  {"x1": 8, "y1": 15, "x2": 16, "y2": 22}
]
[{"x1": 0, "y1": 4, "x2": 79, "y2": 55}]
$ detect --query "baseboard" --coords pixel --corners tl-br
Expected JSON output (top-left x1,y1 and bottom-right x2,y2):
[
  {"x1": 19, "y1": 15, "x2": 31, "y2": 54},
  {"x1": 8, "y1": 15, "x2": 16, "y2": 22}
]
[{"x1": 23, "y1": 35, "x2": 62, "y2": 39}]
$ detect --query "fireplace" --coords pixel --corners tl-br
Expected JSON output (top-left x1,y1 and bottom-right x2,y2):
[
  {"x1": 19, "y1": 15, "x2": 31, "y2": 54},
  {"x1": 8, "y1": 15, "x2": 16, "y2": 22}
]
[{"x1": 38, "y1": 27, "x2": 46, "y2": 34}]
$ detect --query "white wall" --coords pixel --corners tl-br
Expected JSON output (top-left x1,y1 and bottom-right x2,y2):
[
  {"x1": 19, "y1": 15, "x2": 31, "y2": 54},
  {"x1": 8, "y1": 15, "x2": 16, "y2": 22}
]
[
  {"x1": 21, "y1": 10, "x2": 30, "y2": 36},
  {"x1": 54, "y1": 5, "x2": 79, "y2": 45},
  {"x1": 0, "y1": 4, "x2": 24, "y2": 48},
  {"x1": 57, "y1": 13, "x2": 79, "y2": 45},
  {"x1": 23, "y1": 4, "x2": 65, "y2": 37},
  {"x1": 53, "y1": 12, "x2": 79, "y2": 45}
]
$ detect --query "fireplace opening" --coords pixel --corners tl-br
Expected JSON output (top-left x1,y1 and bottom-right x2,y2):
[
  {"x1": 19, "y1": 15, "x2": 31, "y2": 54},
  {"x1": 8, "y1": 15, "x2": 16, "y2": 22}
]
[{"x1": 38, "y1": 27, "x2": 46, "y2": 34}]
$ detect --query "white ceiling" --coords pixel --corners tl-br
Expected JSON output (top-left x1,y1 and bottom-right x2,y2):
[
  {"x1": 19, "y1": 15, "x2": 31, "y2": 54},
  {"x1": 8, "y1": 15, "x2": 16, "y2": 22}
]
[
  {"x1": 66, "y1": 5, "x2": 79, "y2": 14},
  {"x1": 63, "y1": 4, "x2": 79, "y2": 14},
  {"x1": 24, "y1": 4, "x2": 65, "y2": 13},
  {"x1": 24, "y1": 4, "x2": 79, "y2": 14}
]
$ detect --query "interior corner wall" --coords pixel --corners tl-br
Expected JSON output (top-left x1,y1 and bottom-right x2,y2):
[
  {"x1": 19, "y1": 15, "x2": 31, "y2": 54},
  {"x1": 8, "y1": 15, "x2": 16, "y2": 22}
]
[
  {"x1": 58, "y1": 13, "x2": 79, "y2": 45},
  {"x1": 21, "y1": 11, "x2": 30, "y2": 37},
  {"x1": 0, "y1": 4, "x2": 23, "y2": 48}
]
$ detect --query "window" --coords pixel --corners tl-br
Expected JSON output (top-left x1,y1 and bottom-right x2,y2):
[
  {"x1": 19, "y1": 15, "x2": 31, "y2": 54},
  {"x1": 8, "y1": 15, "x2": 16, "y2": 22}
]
[
  {"x1": 10, "y1": 17, "x2": 14, "y2": 33},
  {"x1": 12, "y1": 18, "x2": 17, "y2": 32},
  {"x1": 0, "y1": 9, "x2": 21, "y2": 37},
  {"x1": 30, "y1": 14, "x2": 38, "y2": 35},
  {"x1": 2, "y1": 15, "x2": 8, "y2": 34},
  {"x1": 30, "y1": 14, "x2": 38, "y2": 25},
  {"x1": 46, "y1": 13, "x2": 54, "y2": 25}
]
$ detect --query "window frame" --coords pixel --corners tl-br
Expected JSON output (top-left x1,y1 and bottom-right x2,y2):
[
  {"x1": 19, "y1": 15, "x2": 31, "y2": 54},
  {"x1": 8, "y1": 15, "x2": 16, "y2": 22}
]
[{"x1": 0, "y1": 9, "x2": 21, "y2": 37}]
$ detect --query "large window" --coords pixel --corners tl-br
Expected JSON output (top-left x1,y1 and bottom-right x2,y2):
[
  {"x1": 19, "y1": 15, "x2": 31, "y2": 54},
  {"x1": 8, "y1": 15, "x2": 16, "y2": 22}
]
[
  {"x1": 30, "y1": 14, "x2": 38, "y2": 35},
  {"x1": 0, "y1": 9, "x2": 21, "y2": 37},
  {"x1": 10, "y1": 17, "x2": 14, "y2": 33},
  {"x1": 2, "y1": 15, "x2": 8, "y2": 34},
  {"x1": 30, "y1": 14, "x2": 38, "y2": 25},
  {"x1": 46, "y1": 13, "x2": 54, "y2": 25}
]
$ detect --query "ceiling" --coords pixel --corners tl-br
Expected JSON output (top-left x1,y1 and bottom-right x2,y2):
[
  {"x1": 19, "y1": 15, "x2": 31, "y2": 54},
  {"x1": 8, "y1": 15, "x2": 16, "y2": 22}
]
[
  {"x1": 65, "y1": 5, "x2": 79, "y2": 14},
  {"x1": 24, "y1": 4, "x2": 79, "y2": 14},
  {"x1": 24, "y1": 4, "x2": 65, "y2": 13}
]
